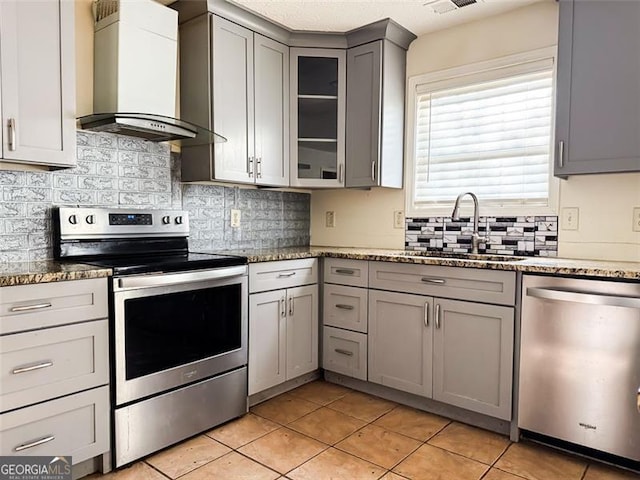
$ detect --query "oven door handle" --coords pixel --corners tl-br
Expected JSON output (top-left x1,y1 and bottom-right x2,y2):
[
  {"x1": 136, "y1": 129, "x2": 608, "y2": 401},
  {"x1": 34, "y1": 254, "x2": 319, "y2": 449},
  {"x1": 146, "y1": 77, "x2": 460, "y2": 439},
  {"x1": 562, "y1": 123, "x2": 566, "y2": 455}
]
[{"x1": 116, "y1": 265, "x2": 248, "y2": 290}]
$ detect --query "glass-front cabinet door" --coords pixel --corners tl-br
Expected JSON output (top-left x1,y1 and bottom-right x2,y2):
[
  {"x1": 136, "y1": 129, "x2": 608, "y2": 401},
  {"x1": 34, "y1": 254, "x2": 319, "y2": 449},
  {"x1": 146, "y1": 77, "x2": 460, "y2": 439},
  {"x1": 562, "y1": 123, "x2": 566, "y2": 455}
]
[{"x1": 290, "y1": 48, "x2": 346, "y2": 187}]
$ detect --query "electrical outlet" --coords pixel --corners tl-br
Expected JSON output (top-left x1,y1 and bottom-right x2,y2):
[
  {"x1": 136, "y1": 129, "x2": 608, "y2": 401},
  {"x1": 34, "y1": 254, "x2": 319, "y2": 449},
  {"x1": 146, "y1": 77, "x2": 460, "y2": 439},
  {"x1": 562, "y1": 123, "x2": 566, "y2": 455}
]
[
  {"x1": 230, "y1": 209, "x2": 241, "y2": 228},
  {"x1": 633, "y1": 207, "x2": 640, "y2": 232},
  {"x1": 561, "y1": 207, "x2": 579, "y2": 231},
  {"x1": 325, "y1": 211, "x2": 336, "y2": 228},
  {"x1": 394, "y1": 210, "x2": 404, "y2": 229}
]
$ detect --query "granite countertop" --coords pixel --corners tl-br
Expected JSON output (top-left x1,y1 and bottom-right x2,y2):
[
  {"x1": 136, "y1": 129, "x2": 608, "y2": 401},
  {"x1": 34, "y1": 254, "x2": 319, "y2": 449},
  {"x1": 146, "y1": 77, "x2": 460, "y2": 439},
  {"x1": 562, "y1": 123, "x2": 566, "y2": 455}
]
[
  {"x1": 3, "y1": 247, "x2": 639, "y2": 286},
  {"x1": 0, "y1": 261, "x2": 112, "y2": 287},
  {"x1": 218, "y1": 246, "x2": 640, "y2": 280}
]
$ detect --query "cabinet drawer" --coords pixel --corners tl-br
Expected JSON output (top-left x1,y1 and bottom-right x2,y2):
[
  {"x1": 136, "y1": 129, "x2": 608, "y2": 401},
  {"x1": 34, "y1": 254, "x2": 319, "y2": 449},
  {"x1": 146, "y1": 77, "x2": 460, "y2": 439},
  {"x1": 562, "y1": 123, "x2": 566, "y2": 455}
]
[
  {"x1": 323, "y1": 284, "x2": 367, "y2": 333},
  {"x1": 369, "y1": 261, "x2": 515, "y2": 306},
  {"x1": 324, "y1": 258, "x2": 368, "y2": 287},
  {"x1": 323, "y1": 326, "x2": 367, "y2": 381},
  {"x1": 0, "y1": 278, "x2": 108, "y2": 335},
  {"x1": 0, "y1": 386, "x2": 109, "y2": 464},
  {"x1": 0, "y1": 320, "x2": 109, "y2": 413},
  {"x1": 249, "y1": 259, "x2": 317, "y2": 293}
]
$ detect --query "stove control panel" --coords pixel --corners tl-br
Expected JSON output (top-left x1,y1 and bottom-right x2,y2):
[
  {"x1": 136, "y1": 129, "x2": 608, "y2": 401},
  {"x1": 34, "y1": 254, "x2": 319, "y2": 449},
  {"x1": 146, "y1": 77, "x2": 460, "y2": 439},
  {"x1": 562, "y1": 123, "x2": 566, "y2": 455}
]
[{"x1": 56, "y1": 207, "x2": 190, "y2": 239}]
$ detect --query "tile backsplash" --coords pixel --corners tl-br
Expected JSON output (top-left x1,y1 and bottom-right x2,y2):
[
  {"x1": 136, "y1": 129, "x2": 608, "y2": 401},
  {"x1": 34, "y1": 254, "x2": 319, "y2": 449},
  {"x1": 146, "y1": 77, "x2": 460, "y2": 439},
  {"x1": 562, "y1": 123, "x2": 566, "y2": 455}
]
[
  {"x1": 0, "y1": 131, "x2": 310, "y2": 263},
  {"x1": 406, "y1": 216, "x2": 558, "y2": 256}
]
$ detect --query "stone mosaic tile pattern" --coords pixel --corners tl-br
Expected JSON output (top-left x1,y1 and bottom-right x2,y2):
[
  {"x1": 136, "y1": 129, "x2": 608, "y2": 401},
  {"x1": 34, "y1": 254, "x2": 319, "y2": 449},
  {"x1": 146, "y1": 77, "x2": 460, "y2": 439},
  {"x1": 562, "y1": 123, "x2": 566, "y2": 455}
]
[
  {"x1": 0, "y1": 131, "x2": 310, "y2": 263},
  {"x1": 406, "y1": 216, "x2": 558, "y2": 257}
]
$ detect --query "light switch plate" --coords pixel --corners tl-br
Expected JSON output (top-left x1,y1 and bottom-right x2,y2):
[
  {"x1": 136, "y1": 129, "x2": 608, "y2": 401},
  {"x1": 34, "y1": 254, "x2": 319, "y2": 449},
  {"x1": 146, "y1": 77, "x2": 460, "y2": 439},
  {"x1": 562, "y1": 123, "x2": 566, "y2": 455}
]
[
  {"x1": 561, "y1": 207, "x2": 579, "y2": 230},
  {"x1": 633, "y1": 207, "x2": 640, "y2": 232},
  {"x1": 325, "y1": 211, "x2": 336, "y2": 228},
  {"x1": 230, "y1": 209, "x2": 241, "y2": 228},
  {"x1": 394, "y1": 211, "x2": 404, "y2": 229}
]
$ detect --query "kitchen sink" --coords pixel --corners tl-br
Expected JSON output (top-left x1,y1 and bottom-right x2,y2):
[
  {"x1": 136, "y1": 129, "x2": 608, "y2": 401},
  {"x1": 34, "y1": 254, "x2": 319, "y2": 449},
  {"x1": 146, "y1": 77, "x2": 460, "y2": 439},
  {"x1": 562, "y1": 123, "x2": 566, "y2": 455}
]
[{"x1": 403, "y1": 251, "x2": 529, "y2": 262}]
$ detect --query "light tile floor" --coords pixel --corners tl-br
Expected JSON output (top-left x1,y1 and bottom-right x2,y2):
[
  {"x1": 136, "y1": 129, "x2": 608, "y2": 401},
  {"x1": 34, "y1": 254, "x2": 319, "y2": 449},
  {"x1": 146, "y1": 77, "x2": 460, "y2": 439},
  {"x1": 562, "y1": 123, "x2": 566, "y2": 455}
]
[{"x1": 93, "y1": 381, "x2": 639, "y2": 480}]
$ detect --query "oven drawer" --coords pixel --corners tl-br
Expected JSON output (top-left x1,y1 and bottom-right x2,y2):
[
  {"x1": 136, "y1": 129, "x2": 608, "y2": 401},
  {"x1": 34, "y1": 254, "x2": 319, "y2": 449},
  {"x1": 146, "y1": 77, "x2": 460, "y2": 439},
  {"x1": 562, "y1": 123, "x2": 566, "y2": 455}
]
[
  {"x1": 369, "y1": 261, "x2": 516, "y2": 306},
  {"x1": 323, "y1": 284, "x2": 367, "y2": 333},
  {"x1": 0, "y1": 320, "x2": 109, "y2": 413},
  {"x1": 249, "y1": 259, "x2": 318, "y2": 293},
  {"x1": 0, "y1": 386, "x2": 109, "y2": 464},
  {"x1": 324, "y1": 258, "x2": 368, "y2": 287},
  {"x1": 323, "y1": 326, "x2": 367, "y2": 381},
  {"x1": 0, "y1": 278, "x2": 108, "y2": 335}
]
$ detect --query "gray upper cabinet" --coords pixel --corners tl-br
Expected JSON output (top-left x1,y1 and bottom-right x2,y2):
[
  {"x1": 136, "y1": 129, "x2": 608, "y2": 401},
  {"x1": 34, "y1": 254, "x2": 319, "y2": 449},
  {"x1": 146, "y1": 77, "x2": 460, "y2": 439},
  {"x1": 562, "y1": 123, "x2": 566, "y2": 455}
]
[
  {"x1": 290, "y1": 48, "x2": 346, "y2": 188},
  {"x1": 346, "y1": 40, "x2": 406, "y2": 188},
  {"x1": 179, "y1": 14, "x2": 289, "y2": 186},
  {"x1": 555, "y1": 0, "x2": 640, "y2": 177},
  {"x1": 0, "y1": 0, "x2": 76, "y2": 168}
]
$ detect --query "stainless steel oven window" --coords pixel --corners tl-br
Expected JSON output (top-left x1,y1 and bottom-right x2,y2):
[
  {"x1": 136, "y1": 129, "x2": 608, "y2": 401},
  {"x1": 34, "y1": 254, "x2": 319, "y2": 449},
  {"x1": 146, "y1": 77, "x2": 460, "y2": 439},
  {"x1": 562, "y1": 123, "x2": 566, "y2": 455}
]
[{"x1": 113, "y1": 267, "x2": 248, "y2": 405}]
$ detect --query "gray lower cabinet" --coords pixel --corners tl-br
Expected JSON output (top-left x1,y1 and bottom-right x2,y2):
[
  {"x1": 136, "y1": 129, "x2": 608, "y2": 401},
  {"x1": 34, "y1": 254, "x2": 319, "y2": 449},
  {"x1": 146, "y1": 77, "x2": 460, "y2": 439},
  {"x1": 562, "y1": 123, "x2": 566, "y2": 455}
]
[
  {"x1": 0, "y1": 0, "x2": 76, "y2": 168},
  {"x1": 432, "y1": 299, "x2": 514, "y2": 420},
  {"x1": 248, "y1": 285, "x2": 318, "y2": 395},
  {"x1": 368, "y1": 291, "x2": 514, "y2": 420},
  {"x1": 555, "y1": 0, "x2": 640, "y2": 176},
  {"x1": 368, "y1": 290, "x2": 433, "y2": 397},
  {"x1": 0, "y1": 278, "x2": 109, "y2": 465},
  {"x1": 248, "y1": 259, "x2": 318, "y2": 395},
  {"x1": 345, "y1": 40, "x2": 406, "y2": 188},
  {"x1": 180, "y1": 14, "x2": 289, "y2": 186}
]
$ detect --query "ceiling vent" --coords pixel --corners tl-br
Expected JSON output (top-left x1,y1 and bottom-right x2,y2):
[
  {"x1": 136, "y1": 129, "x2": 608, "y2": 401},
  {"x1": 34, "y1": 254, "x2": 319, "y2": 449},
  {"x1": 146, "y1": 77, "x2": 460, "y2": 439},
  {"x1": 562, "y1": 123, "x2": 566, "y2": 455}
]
[{"x1": 424, "y1": 0, "x2": 481, "y2": 14}]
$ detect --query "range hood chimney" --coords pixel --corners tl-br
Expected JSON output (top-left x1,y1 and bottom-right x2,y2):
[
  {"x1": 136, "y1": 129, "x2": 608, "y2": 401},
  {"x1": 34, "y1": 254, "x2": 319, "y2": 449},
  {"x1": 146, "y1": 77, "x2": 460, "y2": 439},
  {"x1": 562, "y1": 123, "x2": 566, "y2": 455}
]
[{"x1": 78, "y1": 0, "x2": 225, "y2": 145}]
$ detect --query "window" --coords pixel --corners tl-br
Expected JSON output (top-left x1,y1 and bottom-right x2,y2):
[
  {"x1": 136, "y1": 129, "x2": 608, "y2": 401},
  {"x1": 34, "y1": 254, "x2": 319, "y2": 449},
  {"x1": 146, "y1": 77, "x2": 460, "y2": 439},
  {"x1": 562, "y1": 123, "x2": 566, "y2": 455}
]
[{"x1": 406, "y1": 48, "x2": 558, "y2": 216}]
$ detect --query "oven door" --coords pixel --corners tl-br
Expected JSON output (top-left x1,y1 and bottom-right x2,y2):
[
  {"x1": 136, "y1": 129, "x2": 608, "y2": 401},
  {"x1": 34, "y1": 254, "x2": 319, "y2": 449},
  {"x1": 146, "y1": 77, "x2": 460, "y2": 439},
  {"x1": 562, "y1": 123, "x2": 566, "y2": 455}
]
[{"x1": 112, "y1": 265, "x2": 248, "y2": 406}]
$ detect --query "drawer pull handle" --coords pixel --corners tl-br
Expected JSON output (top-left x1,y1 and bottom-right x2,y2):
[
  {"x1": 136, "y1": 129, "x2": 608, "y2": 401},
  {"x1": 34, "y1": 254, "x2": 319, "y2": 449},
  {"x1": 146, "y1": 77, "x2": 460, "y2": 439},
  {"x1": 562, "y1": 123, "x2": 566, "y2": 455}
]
[
  {"x1": 12, "y1": 361, "x2": 54, "y2": 374},
  {"x1": 14, "y1": 435, "x2": 55, "y2": 452},
  {"x1": 335, "y1": 269, "x2": 355, "y2": 275},
  {"x1": 10, "y1": 302, "x2": 52, "y2": 312},
  {"x1": 421, "y1": 277, "x2": 446, "y2": 285},
  {"x1": 335, "y1": 304, "x2": 354, "y2": 310},
  {"x1": 335, "y1": 348, "x2": 354, "y2": 356},
  {"x1": 278, "y1": 272, "x2": 296, "y2": 278}
]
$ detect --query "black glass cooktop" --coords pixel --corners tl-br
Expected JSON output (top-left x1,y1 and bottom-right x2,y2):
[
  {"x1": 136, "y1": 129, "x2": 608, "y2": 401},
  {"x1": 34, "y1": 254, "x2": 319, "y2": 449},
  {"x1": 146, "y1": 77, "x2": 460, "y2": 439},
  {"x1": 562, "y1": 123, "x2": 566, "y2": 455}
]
[{"x1": 83, "y1": 252, "x2": 247, "y2": 276}]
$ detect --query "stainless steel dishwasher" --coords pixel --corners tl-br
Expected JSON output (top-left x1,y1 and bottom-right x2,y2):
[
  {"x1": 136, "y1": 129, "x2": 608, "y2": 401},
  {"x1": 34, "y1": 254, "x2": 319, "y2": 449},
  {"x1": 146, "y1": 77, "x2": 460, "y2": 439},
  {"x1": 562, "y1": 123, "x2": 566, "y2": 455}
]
[{"x1": 519, "y1": 274, "x2": 640, "y2": 462}]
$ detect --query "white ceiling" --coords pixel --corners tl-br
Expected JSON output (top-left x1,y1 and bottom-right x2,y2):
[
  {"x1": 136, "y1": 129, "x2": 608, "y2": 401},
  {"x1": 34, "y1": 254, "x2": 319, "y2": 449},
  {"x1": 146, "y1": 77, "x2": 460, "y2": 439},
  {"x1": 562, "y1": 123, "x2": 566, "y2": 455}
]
[{"x1": 225, "y1": 0, "x2": 544, "y2": 36}]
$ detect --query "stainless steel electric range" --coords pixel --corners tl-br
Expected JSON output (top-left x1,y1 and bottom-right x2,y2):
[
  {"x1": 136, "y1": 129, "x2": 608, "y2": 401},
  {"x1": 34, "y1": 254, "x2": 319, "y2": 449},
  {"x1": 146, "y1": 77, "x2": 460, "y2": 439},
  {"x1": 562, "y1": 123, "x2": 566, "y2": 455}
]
[{"x1": 53, "y1": 207, "x2": 248, "y2": 468}]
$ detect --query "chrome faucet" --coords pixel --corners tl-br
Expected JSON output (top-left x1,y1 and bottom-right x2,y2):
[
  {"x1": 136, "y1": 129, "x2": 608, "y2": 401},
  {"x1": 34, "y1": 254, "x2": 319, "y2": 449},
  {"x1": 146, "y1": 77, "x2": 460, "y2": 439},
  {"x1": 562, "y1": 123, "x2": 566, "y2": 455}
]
[{"x1": 451, "y1": 192, "x2": 488, "y2": 254}]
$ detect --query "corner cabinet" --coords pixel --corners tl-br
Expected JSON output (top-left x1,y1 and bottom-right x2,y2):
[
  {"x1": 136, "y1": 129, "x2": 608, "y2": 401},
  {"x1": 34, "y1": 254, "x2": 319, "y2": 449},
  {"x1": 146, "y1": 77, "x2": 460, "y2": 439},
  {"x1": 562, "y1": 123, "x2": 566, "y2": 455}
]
[
  {"x1": 290, "y1": 49, "x2": 346, "y2": 188},
  {"x1": 180, "y1": 14, "x2": 289, "y2": 186},
  {"x1": 345, "y1": 40, "x2": 406, "y2": 188},
  {"x1": 0, "y1": 0, "x2": 76, "y2": 168},
  {"x1": 554, "y1": 0, "x2": 640, "y2": 176}
]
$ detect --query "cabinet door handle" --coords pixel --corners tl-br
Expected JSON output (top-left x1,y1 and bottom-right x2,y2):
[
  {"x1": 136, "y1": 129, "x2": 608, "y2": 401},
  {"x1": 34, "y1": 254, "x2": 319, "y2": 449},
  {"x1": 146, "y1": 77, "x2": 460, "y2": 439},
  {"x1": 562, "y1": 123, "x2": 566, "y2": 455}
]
[
  {"x1": 335, "y1": 348, "x2": 354, "y2": 356},
  {"x1": 424, "y1": 302, "x2": 429, "y2": 327},
  {"x1": 338, "y1": 163, "x2": 344, "y2": 183},
  {"x1": 247, "y1": 156, "x2": 254, "y2": 178},
  {"x1": 289, "y1": 297, "x2": 294, "y2": 316},
  {"x1": 10, "y1": 302, "x2": 52, "y2": 313},
  {"x1": 12, "y1": 361, "x2": 54, "y2": 375},
  {"x1": 558, "y1": 140, "x2": 564, "y2": 169},
  {"x1": 421, "y1": 277, "x2": 446, "y2": 285},
  {"x1": 371, "y1": 160, "x2": 376, "y2": 182},
  {"x1": 335, "y1": 304, "x2": 354, "y2": 310},
  {"x1": 14, "y1": 435, "x2": 55, "y2": 452},
  {"x1": 637, "y1": 386, "x2": 639, "y2": 413},
  {"x1": 335, "y1": 269, "x2": 355, "y2": 275},
  {"x1": 280, "y1": 297, "x2": 286, "y2": 318},
  {"x1": 277, "y1": 272, "x2": 296, "y2": 278},
  {"x1": 256, "y1": 157, "x2": 262, "y2": 178},
  {"x1": 8, "y1": 118, "x2": 16, "y2": 151},
  {"x1": 435, "y1": 303, "x2": 441, "y2": 329}
]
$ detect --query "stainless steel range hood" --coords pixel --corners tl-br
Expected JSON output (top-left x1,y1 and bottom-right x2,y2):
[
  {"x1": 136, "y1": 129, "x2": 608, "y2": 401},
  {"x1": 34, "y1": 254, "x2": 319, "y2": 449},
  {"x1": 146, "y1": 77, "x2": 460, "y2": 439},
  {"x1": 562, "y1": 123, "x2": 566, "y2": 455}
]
[
  {"x1": 81, "y1": 0, "x2": 225, "y2": 145},
  {"x1": 77, "y1": 112, "x2": 226, "y2": 145}
]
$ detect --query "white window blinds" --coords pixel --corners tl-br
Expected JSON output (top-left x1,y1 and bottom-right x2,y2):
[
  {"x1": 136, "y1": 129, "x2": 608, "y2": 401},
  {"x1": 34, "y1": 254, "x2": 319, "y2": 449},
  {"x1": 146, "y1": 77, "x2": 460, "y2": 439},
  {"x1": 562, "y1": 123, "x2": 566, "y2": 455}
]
[{"x1": 412, "y1": 61, "x2": 554, "y2": 208}]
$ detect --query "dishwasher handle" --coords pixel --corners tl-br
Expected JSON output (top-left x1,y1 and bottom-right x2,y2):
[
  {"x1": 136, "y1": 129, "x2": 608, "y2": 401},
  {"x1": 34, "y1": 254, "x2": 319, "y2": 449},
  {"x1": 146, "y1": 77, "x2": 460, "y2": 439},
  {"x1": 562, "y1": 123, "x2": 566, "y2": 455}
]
[{"x1": 526, "y1": 286, "x2": 640, "y2": 309}]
